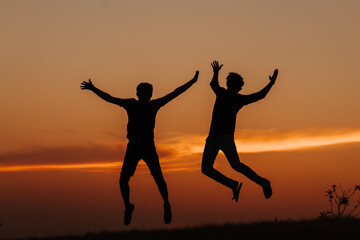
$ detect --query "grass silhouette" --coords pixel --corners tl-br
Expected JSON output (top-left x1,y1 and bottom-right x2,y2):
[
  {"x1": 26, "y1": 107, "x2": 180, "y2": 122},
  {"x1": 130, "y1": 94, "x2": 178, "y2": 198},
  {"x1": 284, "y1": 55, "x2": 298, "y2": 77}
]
[
  {"x1": 18, "y1": 218, "x2": 360, "y2": 240},
  {"x1": 320, "y1": 184, "x2": 360, "y2": 220}
]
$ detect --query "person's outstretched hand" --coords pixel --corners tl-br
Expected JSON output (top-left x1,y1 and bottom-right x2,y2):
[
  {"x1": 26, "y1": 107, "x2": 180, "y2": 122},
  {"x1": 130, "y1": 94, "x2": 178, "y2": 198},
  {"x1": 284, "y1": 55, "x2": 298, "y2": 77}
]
[
  {"x1": 81, "y1": 79, "x2": 94, "y2": 91},
  {"x1": 211, "y1": 60, "x2": 223, "y2": 73},
  {"x1": 192, "y1": 71, "x2": 200, "y2": 83},
  {"x1": 269, "y1": 69, "x2": 278, "y2": 83}
]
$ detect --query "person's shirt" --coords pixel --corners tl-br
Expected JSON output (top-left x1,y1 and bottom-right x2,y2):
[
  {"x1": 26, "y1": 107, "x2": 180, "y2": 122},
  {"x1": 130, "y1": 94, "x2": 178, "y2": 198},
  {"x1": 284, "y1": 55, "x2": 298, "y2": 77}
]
[
  {"x1": 209, "y1": 81, "x2": 273, "y2": 136},
  {"x1": 115, "y1": 98, "x2": 169, "y2": 144}
]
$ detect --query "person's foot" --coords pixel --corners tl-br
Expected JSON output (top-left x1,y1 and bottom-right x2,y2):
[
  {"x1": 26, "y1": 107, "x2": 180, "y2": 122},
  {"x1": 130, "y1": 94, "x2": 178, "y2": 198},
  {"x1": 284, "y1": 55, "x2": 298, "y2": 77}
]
[
  {"x1": 124, "y1": 203, "x2": 135, "y2": 225},
  {"x1": 232, "y1": 181, "x2": 243, "y2": 202},
  {"x1": 164, "y1": 202, "x2": 172, "y2": 224},
  {"x1": 262, "y1": 179, "x2": 272, "y2": 199}
]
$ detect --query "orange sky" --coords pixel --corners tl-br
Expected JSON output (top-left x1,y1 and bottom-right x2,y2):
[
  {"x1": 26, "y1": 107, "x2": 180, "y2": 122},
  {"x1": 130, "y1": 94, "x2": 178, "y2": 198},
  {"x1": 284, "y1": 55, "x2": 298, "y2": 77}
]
[{"x1": 1, "y1": 0, "x2": 360, "y2": 239}]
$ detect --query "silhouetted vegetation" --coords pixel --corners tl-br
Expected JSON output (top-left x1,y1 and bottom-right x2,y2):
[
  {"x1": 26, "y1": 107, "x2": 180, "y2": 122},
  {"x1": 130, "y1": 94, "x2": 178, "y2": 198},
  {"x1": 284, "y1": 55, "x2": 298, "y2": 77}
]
[
  {"x1": 17, "y1": 218, "x2": 360, "y2": 240},
  {"x1": 319, "y1": 184, "x2": 360, "y2": 220}
]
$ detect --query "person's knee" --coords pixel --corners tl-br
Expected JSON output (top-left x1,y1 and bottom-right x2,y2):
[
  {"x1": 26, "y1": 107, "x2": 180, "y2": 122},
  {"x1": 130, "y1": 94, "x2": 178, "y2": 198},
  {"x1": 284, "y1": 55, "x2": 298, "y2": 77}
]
[
  {"x1": 201, "y1": 165, "x2": 208, "y2": 175},
  {"x1": 201, "y1": 162, "x2": 213, "y2": 176}
]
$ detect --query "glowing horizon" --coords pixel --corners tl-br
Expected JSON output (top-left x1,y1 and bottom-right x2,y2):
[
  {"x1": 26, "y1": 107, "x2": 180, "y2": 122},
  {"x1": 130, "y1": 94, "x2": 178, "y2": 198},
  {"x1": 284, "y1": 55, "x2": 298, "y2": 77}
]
[{"x1": 2, "y1": 129, "x2": 360, "y2": 172}]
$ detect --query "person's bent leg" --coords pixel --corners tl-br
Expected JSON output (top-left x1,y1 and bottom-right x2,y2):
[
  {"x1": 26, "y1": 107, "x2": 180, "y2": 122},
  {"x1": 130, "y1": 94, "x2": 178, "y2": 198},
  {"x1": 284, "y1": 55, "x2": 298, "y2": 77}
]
[
  {"x1": 222, "y1": 139, "x2": 272, "y2": 198},
  {"x1": 202, "y1": 137, "x2": 238, "y2": 191}
]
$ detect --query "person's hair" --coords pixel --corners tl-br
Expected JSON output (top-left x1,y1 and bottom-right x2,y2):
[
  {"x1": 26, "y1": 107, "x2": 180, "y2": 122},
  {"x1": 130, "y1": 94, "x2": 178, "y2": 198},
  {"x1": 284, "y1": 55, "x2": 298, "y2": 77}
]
[
  {"x1": 226, "y1": 72, "x2": 244, "y2": 90},
  {"x1": 136, "y1": 82, "x2": 153, "y2": 92}
]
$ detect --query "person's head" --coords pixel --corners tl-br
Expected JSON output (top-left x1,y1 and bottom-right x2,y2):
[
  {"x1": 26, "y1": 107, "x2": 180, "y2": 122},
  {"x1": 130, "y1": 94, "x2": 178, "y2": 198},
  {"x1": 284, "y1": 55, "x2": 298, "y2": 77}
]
[
  {"x1": 226, "y1": 72, "x2": 244, "y2": 93},
  {"x1": 136, "y1": 82, "x2": 153, "y2": 102}
]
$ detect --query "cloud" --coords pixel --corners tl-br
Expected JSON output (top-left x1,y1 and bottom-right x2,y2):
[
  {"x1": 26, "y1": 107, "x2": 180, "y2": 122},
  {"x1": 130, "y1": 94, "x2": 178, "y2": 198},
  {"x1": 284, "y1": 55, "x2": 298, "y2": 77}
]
[
  {"x1": 170, "y1": 128, "x2": 360, "y2": 154},
  {"x1": 2, "y1": 128, "x2": 360, "y2": 172},
  {"x1": 0, "y1": 143, "x2": 173, "y2": 167},
  {"x1": 0, "y1": 143, "x2": 124, "y2": 166}
]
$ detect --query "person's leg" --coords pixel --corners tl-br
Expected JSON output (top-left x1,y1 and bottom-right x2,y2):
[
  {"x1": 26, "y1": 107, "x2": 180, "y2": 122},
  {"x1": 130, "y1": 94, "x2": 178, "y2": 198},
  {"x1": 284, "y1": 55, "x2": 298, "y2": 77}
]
[
  {"x1": 153, "y1": 173, "x2": 170, "y2": 204},
  {"x1": 153, "y1": 173, "x2": 172, "y2": 224},
  {"x1": 119, "y1": 174, "x2": 135, "y2": 225},
  {"x1": 143, "y1": 144, "x2": 171, "y2": 223},
  {"x1": 119, "y1": 142, "x2": 140, "y2": 225},
  {"x1": 119, "y1": 174, "x2": 132, "y2": 207},
  {"x1": 222, "y1": 138, "x2": 264, "y2": 184},
  {"x1": 222, "y1": 138, "x2": 272, "y2": 198},
  {"x1": 201, "y1": 137, "x2": 238, "y2": 191}
]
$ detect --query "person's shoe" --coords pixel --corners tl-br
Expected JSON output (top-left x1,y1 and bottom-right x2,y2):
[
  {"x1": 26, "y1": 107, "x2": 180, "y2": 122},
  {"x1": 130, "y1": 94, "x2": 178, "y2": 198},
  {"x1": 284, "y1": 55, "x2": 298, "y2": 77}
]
[
  {"x1": 124, "y1": 203, "x2": 135, "y2": 225},
  {"x1": 164, "y1": 202, "x2": 172, "y2": 224},
  {"x1": 232, "y1": 182, "x2": 243, "y2": 202},
  {"x1": 262, "y1": 179, "x2": 272, "y2": 199}
]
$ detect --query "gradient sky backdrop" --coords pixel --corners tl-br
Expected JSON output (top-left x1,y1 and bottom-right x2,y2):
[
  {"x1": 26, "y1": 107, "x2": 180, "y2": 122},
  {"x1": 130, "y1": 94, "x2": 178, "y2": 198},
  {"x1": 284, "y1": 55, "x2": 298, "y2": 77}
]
[{"x1": 1, "y1": 0, "x2": 360, "y2": 238}]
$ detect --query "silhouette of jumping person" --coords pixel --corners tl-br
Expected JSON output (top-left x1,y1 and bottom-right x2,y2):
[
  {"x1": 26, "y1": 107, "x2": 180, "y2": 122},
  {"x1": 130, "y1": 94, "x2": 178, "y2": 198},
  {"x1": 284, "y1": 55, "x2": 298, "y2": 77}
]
[
  {"x1": 81, "y1": 71, "x2": 199, "y2": 225},
  {"x1": 202, "y1": 61, "x2": 278, "y2": 202}
]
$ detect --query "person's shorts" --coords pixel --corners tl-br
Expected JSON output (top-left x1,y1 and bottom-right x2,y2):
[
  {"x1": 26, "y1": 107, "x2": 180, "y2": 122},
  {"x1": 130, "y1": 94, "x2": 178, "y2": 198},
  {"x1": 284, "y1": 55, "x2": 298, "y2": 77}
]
[
  {"x1": 120, "y1": 141, "x2": 163, "y2": 177},
  {"x1": 202, "y1": 135, "x2": 240, "y2": 167}
]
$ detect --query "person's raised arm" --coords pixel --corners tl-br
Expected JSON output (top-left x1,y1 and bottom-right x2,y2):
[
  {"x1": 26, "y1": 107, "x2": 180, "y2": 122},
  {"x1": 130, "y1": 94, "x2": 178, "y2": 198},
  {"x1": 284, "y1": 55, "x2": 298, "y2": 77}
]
[
  {"x1": 242, "y1": 69, "x2": 278, "y2": 105},
  {"x1": 80, "y1": 79, "x2": 124, "y2": 105},
  {"x1": 156, "y1": 71, "x2": 199, "y2": 106},
  {"x1": 210, "y1": 60, "x2": 224, "y2": 95}
]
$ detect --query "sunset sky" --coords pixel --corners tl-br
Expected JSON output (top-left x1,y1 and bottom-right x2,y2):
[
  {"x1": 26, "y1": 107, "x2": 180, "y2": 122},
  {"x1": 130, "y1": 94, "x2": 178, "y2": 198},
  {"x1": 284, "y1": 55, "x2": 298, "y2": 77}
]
[{"x1": 1, "y1": 0, "x2": 360, "y2": 238}]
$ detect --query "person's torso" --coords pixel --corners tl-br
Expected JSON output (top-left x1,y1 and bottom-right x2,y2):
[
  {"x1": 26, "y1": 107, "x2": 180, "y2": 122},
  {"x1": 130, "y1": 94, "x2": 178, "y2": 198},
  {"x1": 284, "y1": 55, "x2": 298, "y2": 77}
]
[
  {"x1": 124, "y1": 100, "x2": 162, "y2": 143},
  {"x1": 209, "y1": 91, "x2": 244, "y2": 136}
]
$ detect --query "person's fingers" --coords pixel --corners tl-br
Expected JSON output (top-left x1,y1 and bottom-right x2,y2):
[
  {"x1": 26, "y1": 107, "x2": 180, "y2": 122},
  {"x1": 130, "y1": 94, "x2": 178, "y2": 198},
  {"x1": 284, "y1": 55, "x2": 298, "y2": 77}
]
[{"x1": 272, "y1": 70, "x2": 278, "y2": 78}]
